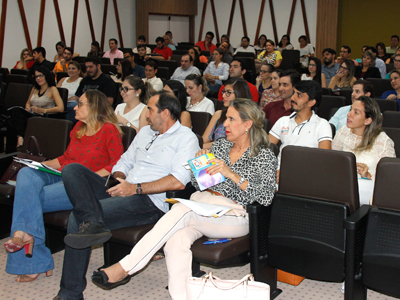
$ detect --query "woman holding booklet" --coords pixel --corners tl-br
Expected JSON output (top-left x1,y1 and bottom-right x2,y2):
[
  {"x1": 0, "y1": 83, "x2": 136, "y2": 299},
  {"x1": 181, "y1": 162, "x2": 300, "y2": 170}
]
[
  {"x1": 91, "y1": 98, "x2": 277, "y2": 300},
  {"x1": 4, "y1": 90, "x2": 124, "y2": 282}
]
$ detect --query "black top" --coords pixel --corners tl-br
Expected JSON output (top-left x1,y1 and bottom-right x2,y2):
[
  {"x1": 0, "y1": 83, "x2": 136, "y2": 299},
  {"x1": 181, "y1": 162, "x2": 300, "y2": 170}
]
[
  {"x1": 75, "y1": 73, "x2": 116, "y2": 100},
  {"x1": 29, "y1": 59, "x2": 54, "y2": 77},
  {"x1": 354, "y1": 66, "x2": 381, "y2": 80}
]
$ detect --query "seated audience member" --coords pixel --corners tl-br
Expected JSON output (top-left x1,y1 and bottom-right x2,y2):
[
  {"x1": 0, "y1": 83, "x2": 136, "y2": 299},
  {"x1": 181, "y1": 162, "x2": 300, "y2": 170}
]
[
  {"x1": 202, "y1": 78, "x2": 251, "y2": 149},
  {"x1": 163, "y1": 35, "x2": 176, "y2": 51},
  {"x1": 354, "y1": 50, "x2": 381, "y2": 80},
  {"x1": 87, "y1": 99, "x2": 277, "y2": 300},
  {"x1": 302, "y1": 57, "x2": 327, "y2": 88},
  {"x1": 53, "y1": 47, "x2": 73, "y2": 76},
  {"x1": 53, "y1": 91, "x2": 200, "y2": 300},
  {"x1": 256, "y1": 63, "x2": 274, "y2": 93},
  {"x1": 195, "y1": 31, "x2": 217, "y2": 53},
  {"x1": 376, "y1": 42, "x2": 390, "y2": 62},
  {"x1": 328, "y1": 59, "x2": 356, "y2": 92},
  {"x1": 165, "y1": 31, "x2": 178, "y2": 47},
  {"x1": 260, "y1": 69, "x2": 283, "y2": 108},
  {"x1": 136, "y1": 45, "x2": 147, "y2": 67},
  {"x1": 256, "y1": 39, "x2": 282, "y2": 68},
  {"x1": 217, "y1": 58, "x2": 259, "y2": 102},
  {"x1": 74, "y1": 56, "x2": 116, "y2": 105},
  {"x1": 276, "y1": 34, "x2": 294, "y2": 52},
  {"x1": 133, "y1": 35, "x2": 151, "y2": 55},
  {"x1": 13, "y1": 48, "x2": 34, "y2": 70},
  {"x1": 381, "y1": 69, "x2": 400, "y2": 106},
  {"x1": 185, "y1": 74, "x2": 215, "y2": 114},
  {"x1": 365, "y1": 46, "x2": 386, "y2": 78},
  {"x1": 263, "y1": 69, "x2": 300, "y2": 125},
  {"x1": 115, "y1": 75, "x2": 154, "y2": 133},
  {"x1": 4, "y1": 90, "x2": 124, "y2": 283},
  {"x1": 233, "y1": 36, "x2": 256, "y2": 56},
  {"x1": 321, "y1": 48, "x2": 339, "y2": 86},
  {"x1": 269, "y1": 80, "x2": 332, "y2": 180},
  {"x1": 386, "y1": 35, "x2": 399, "y2": 54},
  {"x1": 123, "y1": 50, "x2": 145, "y2": 78},
  {"x1": 336, "y1": 45, "x2": 359, "y2": 66},
  {"x1": 87, "y1": 41, "x2": 103, "y2": 57},
  {"x1": 8, "y1": 67, "x2": 64, "y2": 149},
  {"x1": 163, "y1": 80, "x2": 192, "y2": 128},
  {"x1": 254, "y1": 34, "x2": 267, "y2": 55},
  {"x1": 29, "y1": 47, "x2": 54, "y2": 77},
  {"x1": 332, "y1": 96, "x2": 395, "y2": 204},
  {"x1": 152, "y1": 37, "x2": 173, "y2": 61},
  {"x1": 53, "y1": 41, "x2": 66, "y2": 62},
  {"x1": 386, "y1": 53, "x2": 400, "y2": 79},
  {"x1": 57, "y1": 61, "x2": 83, "y2": 122},
  {"x1": 112, "y1": 59, "x2": 133, "y2": 83},
  {"x1": 170, "y1": 54, "x2": 201, "y2": 85},
  {"x1": 356, "y1": 45, "x2": 368, "y2": 63},
  {"x1": 386, "y1": 46, "x2": 400, "y2": 64},
  {"x1": 220, "y1": 34, "x2": 235, "y2": 54},
  {"x1": 103, "y1": 38, "x2": 123, "y2": 65},
  {"x1": 143, "y1": 60, "x2": 163, "y2": 92},
  {"x1": 193, "y1": 45, "x2": 209, "y2": 64},
  {"x1": 208, "y1": 42, "x2": 233, "y2": 65},
  {"x1": 203, "y1": 48, "x2": 229, "y2": 93},
  {"x1": 188, "y1": 47, "x2": 203, "y2": 69},
  {"x1": 330, "y1": 80, "x2": 373, "y2": 132},
  {"x1": 296, "y1": 35, "x2": 314, "y2": 68}
]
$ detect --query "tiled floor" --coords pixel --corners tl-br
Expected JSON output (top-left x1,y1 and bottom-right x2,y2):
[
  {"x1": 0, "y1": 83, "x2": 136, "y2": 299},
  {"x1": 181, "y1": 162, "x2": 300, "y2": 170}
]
[{"x1": 0, "y1": 237, "x2": 397, "y2": 300}]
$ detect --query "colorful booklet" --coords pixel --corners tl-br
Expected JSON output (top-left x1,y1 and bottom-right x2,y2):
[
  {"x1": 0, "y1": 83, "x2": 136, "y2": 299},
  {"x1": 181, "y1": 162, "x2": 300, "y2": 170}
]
[
  {"x1": 185, "y1": 153, "x2": 225, "y2": 191},
  {"x1": 14, "y1": 157, "x2": 61, "y2": 176}
]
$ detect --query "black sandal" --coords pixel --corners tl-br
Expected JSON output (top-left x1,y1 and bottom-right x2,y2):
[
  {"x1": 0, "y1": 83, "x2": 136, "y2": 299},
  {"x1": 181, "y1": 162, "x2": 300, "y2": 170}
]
[{"x1": 91, "y1": 270, "x2": 131, "y2": 290}]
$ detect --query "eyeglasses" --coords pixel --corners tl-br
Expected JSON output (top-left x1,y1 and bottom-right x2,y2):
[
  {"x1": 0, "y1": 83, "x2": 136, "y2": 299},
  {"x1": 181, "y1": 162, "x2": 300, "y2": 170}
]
[
  {"x1": 145, "y1": 134, "x2": 159, "y2": 151},
  {"x1": 394, "y1": 59, "x2": 400, "y2": 63},
  {"x1": 35, "y1": 74, "x2": 44, "y2": 79},
  {"x1": 221, "y1": 89, "x2": 234, "y2": 97},
  {"x1": 260, "y1": 70, "x2": 269, "y2": 73},
  {"x1": 77, "y1": 101, "x2": 90, "y2": 108},
  {"x1": 308, "y1": 64, "x2": 317, "y2": 67},
  {"x1": 124, "y1": 55, "x2": 131, "y2": 59},
  {"x1": 119, "y1": 86, "x2": 135, "y2": 93},
  {"x1": 340, "y1": 66, "x2": 349, "y2": 70}
]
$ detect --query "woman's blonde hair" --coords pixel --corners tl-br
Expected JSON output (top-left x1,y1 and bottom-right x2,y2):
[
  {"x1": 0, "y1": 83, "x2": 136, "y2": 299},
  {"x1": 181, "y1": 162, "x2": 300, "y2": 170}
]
[
  {"x1": 229, "y1": 98, "x2": 270, "y2": 156},
  {"x1": 339, "y1": 59, "x2": 356, "y2": 88},
  {"x1": 20, "y1": 48, "x2": 31, "y2": 61},
  {"x1": 76, "y1": 90, "x2": 122, "y2": 139},
  {"x1": 353, "y1": 96, "x2": 382, "y2": 153}
]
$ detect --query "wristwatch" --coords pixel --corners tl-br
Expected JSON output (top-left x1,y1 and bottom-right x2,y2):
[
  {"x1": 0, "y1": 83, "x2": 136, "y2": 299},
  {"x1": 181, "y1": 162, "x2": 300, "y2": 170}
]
[
  {"x1": 136, "y1": 183, "x2": 142, "y2": 194},
  {"x1": 126, "y1": 122, "x2": 132, "y2": 127}
]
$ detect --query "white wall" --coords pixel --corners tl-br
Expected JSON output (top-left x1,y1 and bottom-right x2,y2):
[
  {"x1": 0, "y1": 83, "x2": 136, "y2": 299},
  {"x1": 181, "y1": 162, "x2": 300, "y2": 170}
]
[
  {"x1": 194, "y1": 0, "x2": 317, "y2": 48},
  {"x1": 0, "y1": 0, "x2": 136, "y2": 69},
  {"x1": 148, "y1": 15, "x2": 190, "y2": 45}
]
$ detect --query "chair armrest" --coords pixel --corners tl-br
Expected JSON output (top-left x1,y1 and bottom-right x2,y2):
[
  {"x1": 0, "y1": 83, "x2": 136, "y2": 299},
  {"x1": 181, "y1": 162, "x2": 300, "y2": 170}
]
[
  {"x1": 344, "y1": 204, "x2": 370, "y2": 230},
  {"x1": 0, "y1": 152, "x2": 19, "y2": 177},
  {"x1": 166, "y1": 182, "x2": 196, "y2": 200}
]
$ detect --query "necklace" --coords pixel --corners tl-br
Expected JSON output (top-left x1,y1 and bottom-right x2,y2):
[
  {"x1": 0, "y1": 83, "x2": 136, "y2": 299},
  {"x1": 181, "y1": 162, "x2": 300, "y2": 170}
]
[
  {"x1": 187, "y1": 97, "x2": 204, "y2": 109},
  {"x1": 38, "y1": 87, "x2": 48, "y2": 97}
]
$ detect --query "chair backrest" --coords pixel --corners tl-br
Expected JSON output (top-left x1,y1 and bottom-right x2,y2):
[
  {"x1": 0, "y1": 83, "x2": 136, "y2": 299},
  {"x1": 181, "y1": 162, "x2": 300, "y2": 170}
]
[
  {"x1": 56, "y1": 72, "x2": 68, "y2": 82},
  {"x1": 72, "y1": 56, "x2": 86, "y2": 63},
  {"x1": 322, "y1": 87, "x2": 332, "y2": 96},
  {"x1": 113, "y1": 58, "x2": 124, "y2": 66},
  {"x1": 121, "y1": 126, "x2": 136, "y2": 151},
  {"x1": 101, "y1": 64, "x2": 117, "y2": 76},
  {"x1": 382, "y1": 127, "x2": 400, "y2": 158},
  {"x1": 235, "y1": 52, "x2": 256, "y2": 58},
  {"x1": 170, "y1": 55, "x2": 182, "y2": 66},
  {"x1": 365, "y1": 78, "x2": 392, "y2": 98},
  {"x1": 279, "y1": 146, "x2": 359, "y2": 213},
  {"x1": 338, "y1": 88, "x2": 353, "y2": 106},
  {"x1": 382, "y1": 111, "x2": 400, "y2": 128},
  {"x1": 100, "y1": 57, "x2": 111, "y2": 64},
  {"x1": 113, "y1": 82, "x2": 123, "y2": 109},
  {"x1": 201, "y1": 50, "x2": 210, "y2": 57},
  {"x1": 3, "y1": 82, "x2": 32, "y2": 113},
  {"x1": 156, "y1": 67, "x2": 170, "y2": 80},
  {"x1": 188, "y1": 111, "x2": 212, "y2": 136},
  {"x1": 157, "y1": 60, "x2": 178, "y2": 75},
  {"x1": 373, "y1": 157, "x2": 400, "y2": 211},
  {"x1": 5, "y1": 74, "x2": 30, "y2": 85},
  {"x1": 317, "y1": 95, "x2": 346, "y2": 120},
  {"x1": 0, "y1": 82, "x2": 7, "y2": 106},
  {"x1": 239, "y1": 57, "x2": 256, "y2": 73},
  {"x1": 57, "y1": 87, "x2": 69, "y2": 114},
  {"x1": 10, "y1": 69, "x2": 29, "y2": 76},
  {"x1": 264, "y1": 118, "x2": 271, "y2": 133},
  {"x1": 195, "y1": 133, "x2": 203, "y2": 149},
  {"x1": 280, "y1": 50, "x2": 300, "y2": 70},
  {"x1": 23, "y1": 117, "x2": 73, "y2": 158},
  {"x1": 173, "y1": 49, "x2": 189, "y2": 56},
  {"x1": 0, "y1": 67, "x2": 9, "y2": 79},
  {"x1": 386, "y1": 63, "x2": 395, "y2": 74},
  {"x1": 374, "y1": 98, "x2": 398, "y2": 113}
]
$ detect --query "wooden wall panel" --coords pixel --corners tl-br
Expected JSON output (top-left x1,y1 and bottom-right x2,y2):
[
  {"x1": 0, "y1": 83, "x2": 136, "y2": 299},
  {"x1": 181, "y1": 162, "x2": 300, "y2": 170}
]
[{"x1": 315, "y1": 0, "x2": 338, "y2": 59}]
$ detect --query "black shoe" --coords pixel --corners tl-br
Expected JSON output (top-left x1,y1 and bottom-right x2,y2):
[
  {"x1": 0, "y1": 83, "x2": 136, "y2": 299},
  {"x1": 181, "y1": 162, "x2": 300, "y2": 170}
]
[
  {"x1": 64, "y1": 221, "x2": 112, "y2": 249},
  {"x1": 92, "y1": 270, "x2": 131, "y2": 290},
  {"x1": 53, "y1": 296, "x2": 84, "y2": 300}
]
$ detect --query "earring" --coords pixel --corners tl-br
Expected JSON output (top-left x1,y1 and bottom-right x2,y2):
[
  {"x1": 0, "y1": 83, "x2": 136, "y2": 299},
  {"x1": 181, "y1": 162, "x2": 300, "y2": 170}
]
[
  {"x1": 136, "y1": 94, "x2": 139, "y2": 97},
  {"x1": 245, "y1": 129, "x2": 248, "y2": 135}
]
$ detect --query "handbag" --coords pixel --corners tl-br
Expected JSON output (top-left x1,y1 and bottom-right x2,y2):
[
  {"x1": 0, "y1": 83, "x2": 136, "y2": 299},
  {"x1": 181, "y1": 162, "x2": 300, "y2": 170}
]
[
  {"x1": 0, "y1": 136, "x2": 47, "y2": 184},
  {"x1": 186, "y1": 272, "x2": 270, "y2": 300}
]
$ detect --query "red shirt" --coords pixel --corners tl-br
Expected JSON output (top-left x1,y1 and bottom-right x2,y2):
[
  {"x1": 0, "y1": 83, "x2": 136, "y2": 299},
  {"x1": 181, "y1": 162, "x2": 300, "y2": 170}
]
[
  {"x1": 263, "y1": 99, "x2": 292, "y2": 127},
  {"x1": 57, "y1": 122, "x2": 124, "y2": 173},
  {"x1": 13, "y1": 60, "x2": 35, "y2": 69},
  {"x1": 217, "y1": 81, "x2": 259, "y2": 103},
  {"x1": 153, "y1": 47, "x2": 173, "y2": 60},
  {"x1": 195, "y1": 41, "x2": 217, "y2": 53}
]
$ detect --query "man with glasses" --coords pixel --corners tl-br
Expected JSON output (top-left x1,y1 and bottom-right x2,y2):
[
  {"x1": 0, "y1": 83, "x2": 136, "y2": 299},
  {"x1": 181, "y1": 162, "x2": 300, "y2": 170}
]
[
  {"x1": 208, "y1": 41, "x2": 233, "y2": 64},
  {"x1": 53, "y1": 91, "x2": 200, "y2": 300},
  {"x1": 386, "y1": 53, "x2": 400, "y2": 79},
  {"x1": 170, "y1": 54, "x2": 201, "y2": 84},
  {"x1": 123, "y1": 49, "x2": 145, "y2": 78},
  {"x1": 73, "y1": 56, "x2": 116, "y2": 105},
  {"x1": 336, "y1": 45, "x2": 359, "y2": 66},
  {"x1": 195, "y1": 31, "x2": 217, "y2": 53}
]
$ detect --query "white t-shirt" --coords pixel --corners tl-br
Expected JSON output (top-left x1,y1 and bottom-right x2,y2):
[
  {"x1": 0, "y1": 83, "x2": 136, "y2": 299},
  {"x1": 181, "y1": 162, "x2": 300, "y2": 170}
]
[
  {"x1": 61, "y1": 77, "x2": 82, "y2": 99},
  {"x1": 234, "y1": 46, "x2": 256, "y2": 55},
  {"x1": 115, "y1": 102, "x2": 146, "y2": 129},
  {"x1": 186, "y1": 97, "x2": 215, "y2": 115},
  {"x1": 296, "y1": 44, "x2": 314, "y2": 67},
  {"x1": 270, "y1": 111, "x2": 332, "y2": 168},
  {"x1": 143, "y1": 76, "x2": 163, "y2": 92},
  {"x1": 301, "y1": 74, "x2": 313, "y2": 81}
]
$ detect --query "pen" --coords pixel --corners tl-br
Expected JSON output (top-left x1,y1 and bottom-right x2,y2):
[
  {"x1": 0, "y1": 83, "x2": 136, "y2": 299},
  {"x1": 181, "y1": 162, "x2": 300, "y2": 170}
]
[{"x1": 203, "y1": 238, "x2": 231, "y2": 245}]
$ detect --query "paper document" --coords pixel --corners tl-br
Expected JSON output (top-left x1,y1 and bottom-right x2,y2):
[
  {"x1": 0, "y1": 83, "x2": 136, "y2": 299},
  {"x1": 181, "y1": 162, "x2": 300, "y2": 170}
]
[
  {"x1": 166, "y1": 198, "x2": 232, "y2": 218},
  {"x1": 14, "y1": 157, "x2": 61, "y2": 176}
]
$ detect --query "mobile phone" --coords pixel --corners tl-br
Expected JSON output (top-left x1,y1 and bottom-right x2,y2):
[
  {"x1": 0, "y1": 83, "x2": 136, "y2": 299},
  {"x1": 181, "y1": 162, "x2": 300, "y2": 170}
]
[{"x1": 105, "y1": 174, "x2": 119, "y2": 189}]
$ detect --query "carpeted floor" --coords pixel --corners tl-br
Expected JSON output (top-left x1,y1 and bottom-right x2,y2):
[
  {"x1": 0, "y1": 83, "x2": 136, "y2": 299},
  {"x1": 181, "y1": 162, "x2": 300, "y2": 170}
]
[{"x1": 0, "y1": 238, "x2": 396, "y2": 300}]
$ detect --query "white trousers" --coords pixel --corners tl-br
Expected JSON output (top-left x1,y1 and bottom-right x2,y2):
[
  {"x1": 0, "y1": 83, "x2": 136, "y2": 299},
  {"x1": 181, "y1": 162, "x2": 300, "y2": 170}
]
[{"x1": 119, "y1": 191, "x2": 249, "y2": 300}]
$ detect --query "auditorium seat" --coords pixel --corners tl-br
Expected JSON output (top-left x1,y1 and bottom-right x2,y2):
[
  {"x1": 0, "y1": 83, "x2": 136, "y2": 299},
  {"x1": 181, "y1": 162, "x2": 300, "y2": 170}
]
[
  {"x1": 382, "y1": 111, "x2": 400, "y2": 128},
  {"x1": 317, "y1": 95, "x2": 346, "y2": 120},
  {"x1": 382, "y1": 127, "x2": 400, "y2": 157},
  {"x1": 366, "y1": 78, "x2": 392, "y2": 98},
  {"x1": 374, "y1": 98, "x2": 398, "y2": 113}
]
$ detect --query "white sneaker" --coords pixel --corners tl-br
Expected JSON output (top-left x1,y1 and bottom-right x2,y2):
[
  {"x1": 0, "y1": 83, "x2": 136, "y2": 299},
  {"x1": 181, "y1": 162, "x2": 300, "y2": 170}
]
[{"x1": 341, "y1": 282, "x2": 345, "y2": 294}]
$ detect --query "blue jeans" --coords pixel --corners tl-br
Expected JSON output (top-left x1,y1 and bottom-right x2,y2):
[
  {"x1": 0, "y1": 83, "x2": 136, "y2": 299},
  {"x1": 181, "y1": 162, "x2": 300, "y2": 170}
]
[
  {"x1": 207, "y1": 82, "x2": 222, "y2": 93},
  {"x1": 67, "y1": 101, "x2": 78, "y2": 123},
  {"x1": 6, "y1": 167, "x2": 74, "y2": 275},
  {"x1": 56, "y1": 164, "x2": 164, "y2": 300}
]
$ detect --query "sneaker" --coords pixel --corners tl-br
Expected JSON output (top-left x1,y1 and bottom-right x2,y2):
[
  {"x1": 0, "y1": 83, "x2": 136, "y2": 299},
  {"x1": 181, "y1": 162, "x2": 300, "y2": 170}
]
[
  {"x1": 341, "y1": 282, "x2": 345, "y2": 294},
  {"x1": 64, "y1": 221, "x2": 112, "y2": 249}
]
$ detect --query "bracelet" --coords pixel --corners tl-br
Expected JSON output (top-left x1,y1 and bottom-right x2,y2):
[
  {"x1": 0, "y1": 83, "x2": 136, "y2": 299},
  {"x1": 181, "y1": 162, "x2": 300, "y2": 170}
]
[
  {"x1": 237, "y1": 177, "x2": 245, "y2": 186},
  {"x1": 44, "y1": 109, "x2": 47, "y2": 114}
]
